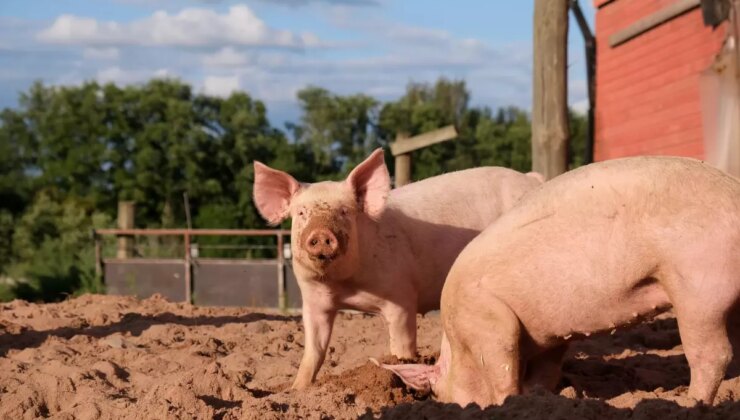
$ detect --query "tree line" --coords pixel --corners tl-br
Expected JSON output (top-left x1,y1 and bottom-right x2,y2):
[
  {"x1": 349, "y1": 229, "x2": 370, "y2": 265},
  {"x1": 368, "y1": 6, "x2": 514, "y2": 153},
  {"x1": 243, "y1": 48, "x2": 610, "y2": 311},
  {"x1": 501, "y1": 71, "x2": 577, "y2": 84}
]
[{"x1": 0, "y1": 77, "x2": 587, "y2": 302}]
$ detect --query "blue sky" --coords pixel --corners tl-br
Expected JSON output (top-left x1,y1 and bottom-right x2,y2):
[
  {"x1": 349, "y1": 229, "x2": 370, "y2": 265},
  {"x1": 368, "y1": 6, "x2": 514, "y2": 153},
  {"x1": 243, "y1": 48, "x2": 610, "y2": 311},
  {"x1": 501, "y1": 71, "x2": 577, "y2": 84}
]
[{"x1": 0, "y1": 0, "x2": 595, "y2": 127}]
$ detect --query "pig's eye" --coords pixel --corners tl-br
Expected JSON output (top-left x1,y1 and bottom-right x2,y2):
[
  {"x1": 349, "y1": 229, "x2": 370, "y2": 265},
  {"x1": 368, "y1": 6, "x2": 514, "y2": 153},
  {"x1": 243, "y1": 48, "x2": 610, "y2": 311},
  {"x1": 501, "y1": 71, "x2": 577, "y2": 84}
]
[
  {"x1": 340, "y1": 207, "x2": 349, "y2": 216},
  {"x1": 298, "y1": 209, "x2": 305, "y2": 217}
]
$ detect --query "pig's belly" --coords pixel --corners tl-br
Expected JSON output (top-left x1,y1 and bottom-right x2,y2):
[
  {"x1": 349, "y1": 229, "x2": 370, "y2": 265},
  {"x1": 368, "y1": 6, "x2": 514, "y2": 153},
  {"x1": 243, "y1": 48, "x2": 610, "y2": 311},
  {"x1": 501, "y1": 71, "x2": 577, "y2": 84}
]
[
  {"x1": 515, "y1": 277, "x2": 673, "y2": 347},
  {"x1": 339, "y1": 294, "x2": 382, "y2": 314}
]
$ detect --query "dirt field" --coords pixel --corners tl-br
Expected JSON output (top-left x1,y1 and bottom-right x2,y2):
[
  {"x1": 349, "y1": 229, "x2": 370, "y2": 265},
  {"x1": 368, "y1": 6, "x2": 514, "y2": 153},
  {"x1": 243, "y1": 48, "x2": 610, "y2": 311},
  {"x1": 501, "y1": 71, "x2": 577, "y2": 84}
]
[{"x1": 0, "y1": 294, "x2": 739, "y2": 419}]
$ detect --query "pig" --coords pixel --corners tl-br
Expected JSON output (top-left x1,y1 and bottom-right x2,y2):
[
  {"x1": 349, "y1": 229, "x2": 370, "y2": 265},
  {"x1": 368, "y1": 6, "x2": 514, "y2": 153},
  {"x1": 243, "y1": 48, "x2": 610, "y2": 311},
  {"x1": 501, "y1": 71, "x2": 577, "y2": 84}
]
[
  {"x1": 378, "y1": 156, "x2": 740, "y2": 407},
  {"x1": 252, "y1": 148, "x2": 544, "y2": 389}
]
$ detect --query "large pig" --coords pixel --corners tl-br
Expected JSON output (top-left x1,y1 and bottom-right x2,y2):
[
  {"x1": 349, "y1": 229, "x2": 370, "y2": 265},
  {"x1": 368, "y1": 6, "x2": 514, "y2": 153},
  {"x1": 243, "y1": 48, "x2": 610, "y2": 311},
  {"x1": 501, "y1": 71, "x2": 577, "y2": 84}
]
[
  {"x1": 253, "y1": 148, "x2": 543, "y2": 389},
  {"x1": 379, "y1": 156, "x2": 740, "y2": 407}
]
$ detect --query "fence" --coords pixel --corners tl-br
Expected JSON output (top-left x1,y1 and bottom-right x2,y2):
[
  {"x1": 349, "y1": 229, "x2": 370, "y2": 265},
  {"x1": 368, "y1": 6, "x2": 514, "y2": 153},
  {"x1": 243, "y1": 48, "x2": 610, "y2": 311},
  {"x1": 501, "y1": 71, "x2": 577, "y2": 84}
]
[{"x1": 93, "y1": 228, "x2": 303, "y2": 310}]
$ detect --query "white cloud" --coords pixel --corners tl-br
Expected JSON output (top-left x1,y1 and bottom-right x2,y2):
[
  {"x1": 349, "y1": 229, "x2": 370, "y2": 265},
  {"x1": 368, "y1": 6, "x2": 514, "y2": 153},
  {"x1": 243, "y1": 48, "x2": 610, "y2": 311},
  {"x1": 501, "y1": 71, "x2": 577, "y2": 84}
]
[
  {"x1": 8, "y1": 4, "x2": 537, "y2": 114},
  {"x1": 261, "y1": 0, "x2": 380, "y2": 6},
  {"x1": 568, "y1": 78, "x2": 589, "y2": 111},
  {"x1": 38, "y1": 5, "x2": 321, "y2": 48},
  {"x1": 386, "y1": 25, "x2": 450, "y2": 44},
  {"x1": 186, "y1": 17, "x2": 535, "y2": 108},
  {"x1": 96, "y1": 66, "x2": 171, "y2": 85},
  {"x1": 154, "y1": 68, "x2": 171, "y2": 78},
  {"x1": 117, "y1": 0, "x2": 379, "y2": 6},
  {"x1": 96, "y1": 66, "x2": 142, "y2": 84},
  {"x1": 6, "y1": 2, "x2": 593, "y2": 124},
  {"x1": 83, "y1": 47, "x2": 120, "y2": 61},
  {"x1": 203, "y1": 47, "x2": 250, "y2": 67},
  {"x1": 203, "y1": 75, "x2": 241, "y2": 97},
  {"x1": 571, "y1": 99, "x2": 589, "y2": 115},
  {"x1": 336, "y1": 52, "x2": 487, "y2": 71}
]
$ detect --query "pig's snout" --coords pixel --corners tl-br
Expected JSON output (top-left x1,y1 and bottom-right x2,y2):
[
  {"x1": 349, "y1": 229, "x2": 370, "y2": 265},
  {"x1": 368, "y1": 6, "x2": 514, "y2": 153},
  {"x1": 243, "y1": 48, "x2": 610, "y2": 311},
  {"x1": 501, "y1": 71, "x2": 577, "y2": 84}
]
[{"x1": 304, "y1": 228, "x2": 339, "y2": 261}]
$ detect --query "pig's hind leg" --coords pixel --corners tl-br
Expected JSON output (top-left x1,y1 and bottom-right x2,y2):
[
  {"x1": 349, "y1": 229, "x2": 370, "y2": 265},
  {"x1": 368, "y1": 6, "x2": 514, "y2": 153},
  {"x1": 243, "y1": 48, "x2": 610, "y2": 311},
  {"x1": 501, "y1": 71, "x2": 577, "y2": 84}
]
[
  {"x1": 671, "y1": 269, "x2": 737, "y2": 405},
  {"x1": 675, "y1": 305, "x2": 732, "y2": 405}
]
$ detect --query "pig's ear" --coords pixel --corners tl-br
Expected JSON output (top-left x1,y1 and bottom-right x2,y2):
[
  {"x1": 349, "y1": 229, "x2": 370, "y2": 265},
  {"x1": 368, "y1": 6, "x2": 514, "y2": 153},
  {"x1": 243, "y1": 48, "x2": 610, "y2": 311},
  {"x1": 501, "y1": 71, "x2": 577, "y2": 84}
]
[
  {"x1": 346, "y1": 148, "x2": 390, "y2": 219},
  {"x1": 370, "y1": 358, "x2": 436, "y2": 394},
  {"x1": 253, "y1": 161, "x2": 301, "y2": 225}
]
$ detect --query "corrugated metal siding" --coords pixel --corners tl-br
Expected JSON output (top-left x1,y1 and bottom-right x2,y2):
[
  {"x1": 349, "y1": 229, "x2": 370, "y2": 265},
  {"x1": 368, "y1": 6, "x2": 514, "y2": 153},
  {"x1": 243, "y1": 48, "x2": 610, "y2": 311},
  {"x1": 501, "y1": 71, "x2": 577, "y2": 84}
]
[{"x1": 105, "y1": 259, "x2": 187, "y2": 302}]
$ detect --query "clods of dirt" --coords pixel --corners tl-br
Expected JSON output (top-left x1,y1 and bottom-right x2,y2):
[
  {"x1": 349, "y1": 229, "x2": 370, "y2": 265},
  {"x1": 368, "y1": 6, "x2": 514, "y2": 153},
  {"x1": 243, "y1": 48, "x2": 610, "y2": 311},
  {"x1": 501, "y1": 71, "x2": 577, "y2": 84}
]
[{"x1": 0, "y1": 294, "x2": 739, "y2": 419}]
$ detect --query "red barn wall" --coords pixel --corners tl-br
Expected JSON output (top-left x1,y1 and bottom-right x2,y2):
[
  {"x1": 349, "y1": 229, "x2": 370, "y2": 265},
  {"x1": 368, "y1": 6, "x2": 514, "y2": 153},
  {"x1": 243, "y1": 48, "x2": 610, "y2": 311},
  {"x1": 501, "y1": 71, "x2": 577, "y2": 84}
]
[{"x1": 593, "y1": 0, "x2": 726, "y2": 161}]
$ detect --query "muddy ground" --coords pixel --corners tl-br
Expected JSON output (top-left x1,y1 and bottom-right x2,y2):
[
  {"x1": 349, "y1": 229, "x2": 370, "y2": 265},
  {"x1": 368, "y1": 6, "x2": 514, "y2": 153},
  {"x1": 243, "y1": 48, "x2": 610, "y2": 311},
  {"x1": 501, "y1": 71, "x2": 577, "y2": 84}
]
[{"x1": 0, "y1": 294, "x2": 739, "y2": 419}]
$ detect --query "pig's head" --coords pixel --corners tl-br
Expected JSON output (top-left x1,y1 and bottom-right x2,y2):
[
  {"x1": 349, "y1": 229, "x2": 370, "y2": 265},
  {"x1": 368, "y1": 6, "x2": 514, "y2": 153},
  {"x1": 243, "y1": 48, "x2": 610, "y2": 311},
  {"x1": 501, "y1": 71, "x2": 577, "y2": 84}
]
[{"x1": 253, "y1": 148, "x2": 390, "y2": 278}]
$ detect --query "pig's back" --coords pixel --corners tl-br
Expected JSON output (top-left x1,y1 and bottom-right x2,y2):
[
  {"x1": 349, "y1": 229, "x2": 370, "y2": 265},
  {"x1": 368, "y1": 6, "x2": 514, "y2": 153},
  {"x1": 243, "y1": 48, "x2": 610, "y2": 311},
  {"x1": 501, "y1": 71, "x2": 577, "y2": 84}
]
[
  {"x1": 471, "y1": 156, "x2": 740, "y2": 278},
  {"x1": 386, "y1": 167, "x2": 541, "y2": 231},
  {"x1": 508, "y1": 156, "x2": 740, "y2": 225}
]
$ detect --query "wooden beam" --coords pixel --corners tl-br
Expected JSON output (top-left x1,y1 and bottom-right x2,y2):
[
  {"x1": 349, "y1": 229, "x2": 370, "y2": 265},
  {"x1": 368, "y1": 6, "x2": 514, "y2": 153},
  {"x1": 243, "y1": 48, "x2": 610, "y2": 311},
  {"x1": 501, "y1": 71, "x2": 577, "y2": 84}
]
[
  {"x1": 532, "y1": 0, "x2": 570, "y2": 180},
  {"x1": 394, "y1": 133, "x2": 412, "y2": 188},
  {"x1": 116, "y1": 201, "x2": 135, "y2": 259},
  {"x1": 609, "y1": 0, "x2": 700, "y2": 47},
  {"x1": 389, "y1": 125, "x2": 458, "y2": 156}
]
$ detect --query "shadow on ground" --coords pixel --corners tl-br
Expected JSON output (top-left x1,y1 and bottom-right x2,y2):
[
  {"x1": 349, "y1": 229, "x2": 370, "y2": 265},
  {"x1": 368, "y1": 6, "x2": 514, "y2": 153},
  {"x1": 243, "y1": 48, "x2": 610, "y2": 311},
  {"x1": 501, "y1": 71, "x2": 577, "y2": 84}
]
[
  {"x1": 0, "y1": 311, "x2": 301, "y2": 356},
  {"x1": 366, "y1": 392, "x2": 740, "y2": 419}
]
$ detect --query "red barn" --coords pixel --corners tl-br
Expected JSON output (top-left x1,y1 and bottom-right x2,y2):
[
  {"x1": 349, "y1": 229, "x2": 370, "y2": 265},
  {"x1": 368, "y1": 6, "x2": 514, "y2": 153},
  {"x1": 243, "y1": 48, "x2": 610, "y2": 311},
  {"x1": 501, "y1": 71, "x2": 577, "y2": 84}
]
[{"x1": 592, "y1": 0, "x2": 733, "y2": 161}]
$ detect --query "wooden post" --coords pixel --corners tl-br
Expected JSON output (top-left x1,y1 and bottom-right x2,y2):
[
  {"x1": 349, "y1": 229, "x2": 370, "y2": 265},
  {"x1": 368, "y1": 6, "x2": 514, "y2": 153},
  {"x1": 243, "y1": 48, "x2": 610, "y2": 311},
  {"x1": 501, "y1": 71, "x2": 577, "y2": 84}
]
[
  {"x1": 116, "y1": 202, "x2": 135, "y2": 259},
  {"x1": 184, "y1": 232, "x2": 192, "y2": 304},
  {"x1": 93, "y1": 229, "x2": 103, "y2": 279},
  {"x1": 276, "y1": 233, "x2": 286, "y2": 311},
  {"x1": 394, "y1": 133, "x2": 411, "y2": 188},
  {"x1": 532, "y1": 0, "x2": 570, "y2": 179}
]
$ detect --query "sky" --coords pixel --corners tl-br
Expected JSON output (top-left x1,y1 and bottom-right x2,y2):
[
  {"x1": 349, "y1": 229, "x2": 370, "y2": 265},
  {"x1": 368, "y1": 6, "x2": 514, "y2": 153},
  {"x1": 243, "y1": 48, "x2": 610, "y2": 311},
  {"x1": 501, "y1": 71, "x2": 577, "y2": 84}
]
[{"x1": 0, "y1": 0, "x2": 595, "y2": 128}]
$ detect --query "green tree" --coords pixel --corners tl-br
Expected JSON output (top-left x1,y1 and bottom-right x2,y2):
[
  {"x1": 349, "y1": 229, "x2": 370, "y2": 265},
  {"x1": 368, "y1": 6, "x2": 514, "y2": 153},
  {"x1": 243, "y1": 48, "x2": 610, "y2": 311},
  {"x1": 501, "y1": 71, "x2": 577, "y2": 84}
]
[
  {"x1": 378, "y1": 78, "x2": 471, "y2": 180},
  {"x1": 568, "y1": 108, "x2": 588, "y2": 169},
  {"x1": 0, "y1": 109, "x2": 32, "y2": 215},
  {"x1": 291, "y1": 86, "x2": 382, "y2": 179},
  {"x1": 17, "y1": 82, "x2": 111, "y2": 210},
  {"x1": 0, "y1": 108, "x2": 32, "y2": 275},
  {"x1": 473, "y1": 107, "x2": 534, "y2": 172},
  {"x1": 0, "y1": 76, "x2": 589, "y2": 302},
  {"x1": 192, "y1": 91, "x2": 299, "y2": 258},
  {"x1": 6, "y1": 191, "x2": 111, "y2": 301}
]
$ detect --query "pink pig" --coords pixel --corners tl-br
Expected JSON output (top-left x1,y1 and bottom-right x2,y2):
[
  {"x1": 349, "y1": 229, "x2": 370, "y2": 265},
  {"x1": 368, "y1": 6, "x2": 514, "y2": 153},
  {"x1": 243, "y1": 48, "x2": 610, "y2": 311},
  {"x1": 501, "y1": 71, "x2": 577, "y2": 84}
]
[
  {"x1": 253, "y1": 148, "x2": 543, "y2": 389},
  {"x1": 379, "y1": 156, "x2": 740, "y2": 407}
]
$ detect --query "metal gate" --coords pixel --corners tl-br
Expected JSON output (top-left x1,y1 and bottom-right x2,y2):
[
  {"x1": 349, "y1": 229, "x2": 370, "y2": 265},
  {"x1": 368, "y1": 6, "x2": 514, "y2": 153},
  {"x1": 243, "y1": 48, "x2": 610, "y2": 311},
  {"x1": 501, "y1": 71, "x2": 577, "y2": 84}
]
[{"x1": 94, "y1": 229, "x2": 302, "y2": 309}]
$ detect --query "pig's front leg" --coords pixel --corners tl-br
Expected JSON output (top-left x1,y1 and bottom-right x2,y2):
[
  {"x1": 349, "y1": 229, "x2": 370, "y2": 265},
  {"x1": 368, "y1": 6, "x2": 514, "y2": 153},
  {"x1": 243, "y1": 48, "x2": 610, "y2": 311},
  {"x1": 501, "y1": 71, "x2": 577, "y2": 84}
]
[
  {"x1": 292, "y1": 304, "x2": 337, "y2": 389},
  {"x1": 383, "y1": 300, "x2": 417, "y2": 360}
]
